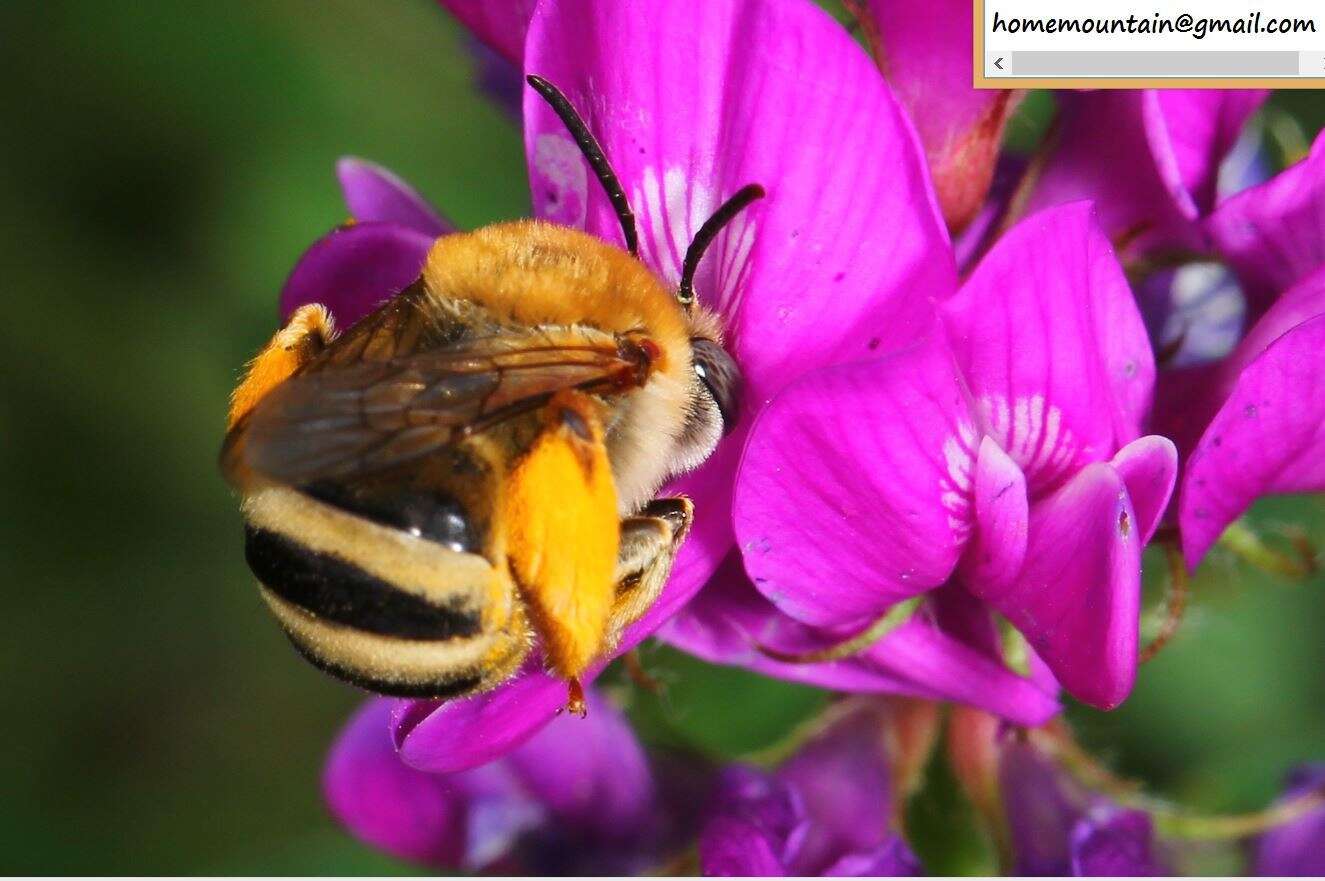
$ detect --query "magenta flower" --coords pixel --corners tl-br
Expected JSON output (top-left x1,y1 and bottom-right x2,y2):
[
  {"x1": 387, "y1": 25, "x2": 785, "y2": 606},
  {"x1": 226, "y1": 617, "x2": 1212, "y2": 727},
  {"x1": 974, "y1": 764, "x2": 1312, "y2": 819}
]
[
  {"x1": 699, "y1": 706, "x2": 921, "y2": 876},
  {"x1": 997, "y1": 739, "x2": 1169, "y2": 875},
  {"x1": 323, "y1": 688, "x2": 664, "y2": 873},
  {"x1": 725, "y1": 202, "x2": 1177, "y2": 711},
  {"x1": 1019, "y1": 93, "x2": 1325, "y2": 569},
  {"x1": 1024, "y1": 89, "x2": 1269, "y2": 256},
  {"x1": 1174, "y1": 137, "x2": 1325, "y2": 565},
  {"x1": 1254, "y1": 765, "x2": 1325, "y2": 875},
  {"x1": 283, "y1": 0, "x2": 957, "y2": 770},
  {"x1": 1012, "y1": 91, "x2": 1269, "y2": 371}
]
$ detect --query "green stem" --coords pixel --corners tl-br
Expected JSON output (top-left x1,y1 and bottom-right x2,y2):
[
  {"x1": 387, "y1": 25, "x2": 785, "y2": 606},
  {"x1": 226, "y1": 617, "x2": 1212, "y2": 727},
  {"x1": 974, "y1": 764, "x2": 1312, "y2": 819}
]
[
  {"x1": 1139, "y1": 543, "x2": 1190, "y2": 663},
  {"x1": 755, "y1": 596, "x2": 924, "y2": 665},
  {"x1": 1153, "y1": 789, "x2": 1325, "y2": 841},
  {"x1": 1033, "y1": 727, "x2": 1324, "y2": 842},
  {"x1": 1219, "y1": 520, "x2": 1315, "y2": 580}
]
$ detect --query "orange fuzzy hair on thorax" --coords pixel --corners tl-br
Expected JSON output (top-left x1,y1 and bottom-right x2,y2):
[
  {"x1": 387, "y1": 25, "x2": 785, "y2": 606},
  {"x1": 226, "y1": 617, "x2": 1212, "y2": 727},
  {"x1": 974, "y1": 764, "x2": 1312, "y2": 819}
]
[{"x1": 422, "y1": 220, "x2": 703, "y2": 514}]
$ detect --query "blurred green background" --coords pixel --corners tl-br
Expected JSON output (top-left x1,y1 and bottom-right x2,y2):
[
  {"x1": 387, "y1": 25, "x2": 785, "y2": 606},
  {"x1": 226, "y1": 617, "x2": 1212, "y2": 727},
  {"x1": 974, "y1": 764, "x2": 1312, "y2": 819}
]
[{"x1": 1, "y1": 0, "x2": 1322, "y2": 874}]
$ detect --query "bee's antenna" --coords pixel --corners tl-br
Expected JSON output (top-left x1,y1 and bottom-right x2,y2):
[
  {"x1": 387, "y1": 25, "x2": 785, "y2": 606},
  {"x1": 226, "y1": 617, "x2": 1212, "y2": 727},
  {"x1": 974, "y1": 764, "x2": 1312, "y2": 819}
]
[
  {"x1": 677, "y1": 184, "x2": 765, "y2": 307},
  {"x1": 526, "y1": 74, "x2": 639, "y2": 258}
]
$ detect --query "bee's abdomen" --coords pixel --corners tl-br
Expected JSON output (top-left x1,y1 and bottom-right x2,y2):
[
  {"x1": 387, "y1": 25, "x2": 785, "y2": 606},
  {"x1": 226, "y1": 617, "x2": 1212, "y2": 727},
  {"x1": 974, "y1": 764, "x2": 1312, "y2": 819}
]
[
  {"x1": 301, "y1": 481, "x2": 480, "y2": 553},
  {"x1": 238, "y1": 485, "x2": 528, "y2": 700},
  {"x1": 244, "y1": 526, "x2": 481, "y2": 640}
]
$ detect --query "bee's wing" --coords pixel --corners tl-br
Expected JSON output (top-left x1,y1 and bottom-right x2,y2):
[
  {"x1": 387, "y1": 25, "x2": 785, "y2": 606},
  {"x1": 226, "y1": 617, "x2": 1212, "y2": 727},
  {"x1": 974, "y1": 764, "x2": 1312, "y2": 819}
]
[{"x1": 223, "y1": 331, "x2": 655, "y2": 487}]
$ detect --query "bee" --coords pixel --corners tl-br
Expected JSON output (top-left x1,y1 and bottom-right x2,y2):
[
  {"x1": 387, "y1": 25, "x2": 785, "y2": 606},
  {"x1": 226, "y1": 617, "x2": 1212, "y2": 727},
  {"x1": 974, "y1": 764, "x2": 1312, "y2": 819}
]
[{"x1": 220, "y1": 75, "x2": 762, "y2": 714}]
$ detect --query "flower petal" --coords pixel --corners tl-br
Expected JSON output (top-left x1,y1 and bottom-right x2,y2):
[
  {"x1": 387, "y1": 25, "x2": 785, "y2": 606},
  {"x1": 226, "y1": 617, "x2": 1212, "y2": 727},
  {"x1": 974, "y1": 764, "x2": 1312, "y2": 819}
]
[
  {"x1": 505, "y1": 690, "x2": 654, "y2": 837},
  {"x1": 959, "y1": 436, "x2": 1030, "y2": 593},
  {"x1": 1150, "y1": 90, "x2": 1267, "y2": 218},
  {"x1": 466, "y1": 36, "x2": 523, "y2": 120},
  {"x1": 700, "y1": 816, "x2": 790, "y2": 876},
  {"x1": 822, "y1": 840, "x2": 922, "y2": 877},
  {"x1": 1028, "y1": 90, "x2": 1264, "y2": 248},
  {"x1": 1157, "y1": 266, "x2": 1325, "y2": 460},
  {"x1": 945, "y1": 202, "x2": 1154, "y2": 494},
  {"x1": 524, "y1": 0, "x2": 956, "y2": 400},
  {"x1": 1255, "y1": 765, "x2": 1325, "y2": 875},
  {"x1": 1070, "y1": 808, "x2": 1167, "y2": 876},
  {"x1": 973, "y1": 463, "x2": 1141, "y2": 710},
  {"x1": 322, "y1": 699, "x2": 474, "y2": 867},
  {"x1": 1000, "y1": 740, "x2": 1086, "y2": 875},
  {"x1": 702, "y1": 765, "x2": 808, "y2": 875},
  {"x1": 1226, "y1": 264, "x2": 1325, "y2": 376},
  {"x1": 778, "y1": 707, "x2": 895, "y2": 870},
  {"x1": 1206, "y1": 130, "x2": 1325, "y2": 307},
  {"x1": 1179, "y1": 313, "x2": 1325, "y2": 567},
  {"x1": 392, "y1": 659, "x2": 566, "y2": 774},
  {"x1": 661, "y1": 560, "x2": 1060, "y2": 724},
  {"x1": 336, "y1": 158, "x2": 452, "y2": 236},
  {"x1": 1108, "y1": 436, "x2": 1178, "y2": 545},
  {"x1": 279, "y1": 222, "x2": 435, "y2": 326},
  {"x1": 1027, "y1": 92, "x2": 1186, "y2": 248},
  {"x1": 437, "y1": 0, "x2": 535, "y2": 65},
  {"x1": 858, "y1": 0, "x2": 1016, "y2": 230},
  {"x1": 661, "y1": 557, "x2": 950, "y2": 696},
  {"x1": 734, "y1": 334, "x2": 976, "y2": 629},
  {"x1": 857, "y1": 611, "x2": 1060, "y2": 725}
]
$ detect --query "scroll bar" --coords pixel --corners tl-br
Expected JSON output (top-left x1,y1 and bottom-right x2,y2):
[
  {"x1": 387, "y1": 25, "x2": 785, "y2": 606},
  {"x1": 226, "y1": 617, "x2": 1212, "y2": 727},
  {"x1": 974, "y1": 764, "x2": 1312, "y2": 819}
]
[{"x1": 985, "y1": 50, "x2": 1304, "y2": 77}]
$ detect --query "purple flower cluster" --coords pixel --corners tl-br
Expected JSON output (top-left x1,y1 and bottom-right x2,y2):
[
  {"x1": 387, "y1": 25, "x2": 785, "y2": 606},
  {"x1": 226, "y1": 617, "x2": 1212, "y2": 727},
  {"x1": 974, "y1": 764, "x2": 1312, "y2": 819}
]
[
  {"x1": 262, "y1": 0, "x2": 1325, "y2": 873},
  {"x1": 948, "y1": 708, "x2": 1325, "y2": 876}
]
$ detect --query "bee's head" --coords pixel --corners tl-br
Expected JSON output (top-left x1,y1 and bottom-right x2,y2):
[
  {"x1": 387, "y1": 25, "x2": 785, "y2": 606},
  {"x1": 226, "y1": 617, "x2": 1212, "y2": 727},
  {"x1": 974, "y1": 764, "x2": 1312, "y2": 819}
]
[
  {"x1": 664, "y1": 183, "x2": 763, "y2": 471},
  {"x1": 663, "y1": 302, "x2": 743, "y2": 475}
]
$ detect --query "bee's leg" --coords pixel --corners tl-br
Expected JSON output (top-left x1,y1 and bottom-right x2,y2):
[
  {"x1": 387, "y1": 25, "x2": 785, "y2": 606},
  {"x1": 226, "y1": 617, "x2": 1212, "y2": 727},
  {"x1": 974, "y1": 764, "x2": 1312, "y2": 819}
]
[
  {"x1": 606, "y1": 497, "x2": 693, "y2": 647},
  {"x1": 228, "y1": 303, "x2": 336, "y2": 429}
]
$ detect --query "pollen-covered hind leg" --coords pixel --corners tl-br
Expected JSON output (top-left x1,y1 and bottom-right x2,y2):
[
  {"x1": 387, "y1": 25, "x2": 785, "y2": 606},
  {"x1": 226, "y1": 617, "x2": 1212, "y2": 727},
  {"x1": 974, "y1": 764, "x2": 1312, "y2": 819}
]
[
  {"x1": 227, "y1": 303, "x2": 336, "y2": 428},
  {"x1": 606, "y1": 497, "x2": 693, "y2": 648}
]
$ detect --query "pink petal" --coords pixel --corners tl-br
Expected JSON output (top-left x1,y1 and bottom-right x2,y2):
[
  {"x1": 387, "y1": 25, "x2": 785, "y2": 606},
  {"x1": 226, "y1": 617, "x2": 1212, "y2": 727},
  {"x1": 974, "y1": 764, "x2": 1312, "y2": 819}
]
[
  {"x1": 523, "y1": 0, "x2": 956, "y2": 404},
  {"x1": 700, "y1": 817, "x2": 790, "y2": 876},
  {"x1": 392, "y1": 658, "x2": 568, "y2": 774},
  {"x1": 505, "y1": 690, "x2": 654, "y2": 834},
  {"x1": 1150, "y1": 362, "x2": 1228, "y2": 461},
  {"x1": 734, "y1": 333, "x2": 976, "y2": 629},
  {"x1": 661, "y1": 557, "x2": 943, "y2": 696},
  {"x1": 661, "y1": 558, "x2": 1059, "y2": 725},
  {"x1": 1150, "y1": 90, "x2": 1268, "y2": 218},
  {"x1": 959, "y1": 437, "x2": 1029, "y2": 593},
  {"x1": 945, "y1": 202, "x2": 1154, "y2": 495},
  {"x1": 1157, "y1": 267, "x2": 1325, "y2": 459},
  {"x1": 437, "y1": 0, "x2": 535, "y2": 65},
  {"x1": 1070, "y1": 809, "x2": 1167, "y2": 876},
  {"x1": 1227, "y1": 264, "x2": 1325, "y2": 376},
  {"x1": 860, "y1": 0, "x2": 1016, "y2": 230},
  {"x1": 1206, "y1": 131, "x2": 1325, "y2": 309},
  {"x1": 1108, "y1": 436, "x2": 1178, "y2": 545},
  {"x1": 336, "y1": 157, "x2": 452, "y2": 236},
  {"x1": 860, "y1": 612, "x2": 1059, "y2": 725},
  {"x1": 973, "y1": 463, "x2": 1141, "y2": 710},
  {"x1": 279, "y1": 222, "x2": 435, "y2": 326},
  {"x1": 1028, "y1": 90, "x2": 1264, "y2": 249},
  {"x1": 1179, "y1": 313, "x2": 1325, "y2": 567},
  {"x1": 323, "y1": 698, "x2": 470, "y2": 866},
  {"x1": 1027, "y1": 92, "x2": 1190, "y2": 248}
]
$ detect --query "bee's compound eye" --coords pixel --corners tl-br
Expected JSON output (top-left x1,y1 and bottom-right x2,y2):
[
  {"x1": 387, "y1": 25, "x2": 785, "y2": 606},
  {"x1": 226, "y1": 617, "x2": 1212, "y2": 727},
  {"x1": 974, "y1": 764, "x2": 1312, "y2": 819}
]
[{"x1": 690, "y1": 339, "x2": 743, "y2": 435}]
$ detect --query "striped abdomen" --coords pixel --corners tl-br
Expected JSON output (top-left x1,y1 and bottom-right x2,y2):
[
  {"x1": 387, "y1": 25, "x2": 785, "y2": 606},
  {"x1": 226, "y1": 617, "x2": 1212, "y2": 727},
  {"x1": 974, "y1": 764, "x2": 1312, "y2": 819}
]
[{"x1": 240, "y1": 483, "x2": 530, "y2": 698}]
